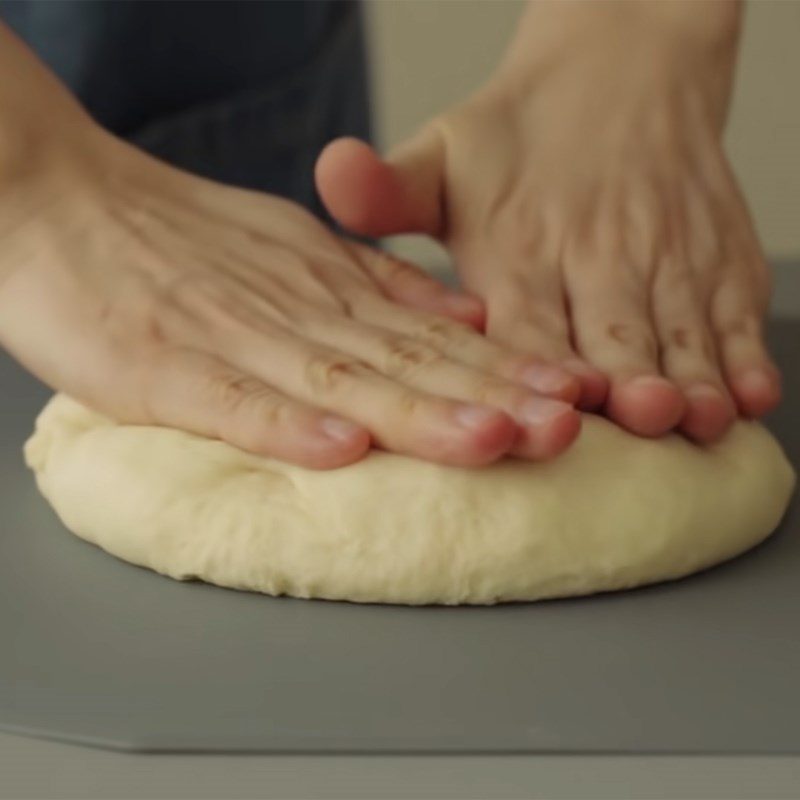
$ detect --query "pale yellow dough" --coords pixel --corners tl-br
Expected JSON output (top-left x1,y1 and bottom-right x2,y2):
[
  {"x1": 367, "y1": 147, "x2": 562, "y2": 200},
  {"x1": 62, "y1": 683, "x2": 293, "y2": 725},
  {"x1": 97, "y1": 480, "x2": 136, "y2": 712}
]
[{"x1": 25, "y1": 393, "x2": 795, "y2": 605}]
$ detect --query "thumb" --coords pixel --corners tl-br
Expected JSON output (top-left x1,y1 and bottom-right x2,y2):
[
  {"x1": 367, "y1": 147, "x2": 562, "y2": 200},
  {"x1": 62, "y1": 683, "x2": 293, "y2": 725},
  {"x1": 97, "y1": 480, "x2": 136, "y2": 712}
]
[{"x1": 314, "y1": 130, "x2": 445, "y2": 239}]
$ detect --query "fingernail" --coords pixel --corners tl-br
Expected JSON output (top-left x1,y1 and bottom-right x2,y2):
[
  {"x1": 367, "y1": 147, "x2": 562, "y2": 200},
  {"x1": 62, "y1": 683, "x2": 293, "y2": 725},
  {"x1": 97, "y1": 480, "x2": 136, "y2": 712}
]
[
  {"x1": 519, "y1": 397, "x2": 571, "y2": 426},
  {"x1": 521, "y1": 364, "x2": 574, "y2": 395},
  {"x1": 320, "y1": 416, "x2": 363, "y2": 442},
  {"x1": 454, "y1": 404, "x2": 502, "y2": 430}
]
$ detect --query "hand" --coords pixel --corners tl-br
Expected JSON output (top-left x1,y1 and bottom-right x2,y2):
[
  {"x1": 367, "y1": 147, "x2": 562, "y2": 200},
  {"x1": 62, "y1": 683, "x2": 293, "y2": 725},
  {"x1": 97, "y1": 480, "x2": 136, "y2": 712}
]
[
  {"x1": 0, "y1": 131, "x2": 583, "y2": 469},
  {"x1": 315, "y1": 0, "x2": 780, "y2": 444}
]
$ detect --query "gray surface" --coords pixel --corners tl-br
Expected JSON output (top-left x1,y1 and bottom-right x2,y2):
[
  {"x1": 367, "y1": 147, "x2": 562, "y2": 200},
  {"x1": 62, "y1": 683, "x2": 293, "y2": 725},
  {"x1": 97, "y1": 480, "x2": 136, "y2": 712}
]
[
  {"x1": 2, "y1": 735, "x2": 800, "y2": 800},
  {"x1": 0, "y1": 268, "x2": 799, "y2": 760}
]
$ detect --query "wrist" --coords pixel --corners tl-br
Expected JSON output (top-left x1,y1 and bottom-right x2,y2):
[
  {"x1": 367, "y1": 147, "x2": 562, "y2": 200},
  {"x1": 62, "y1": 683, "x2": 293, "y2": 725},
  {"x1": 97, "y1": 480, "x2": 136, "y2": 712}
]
[
  {"x1": 0, "y1": 22, "x2": 108, "y2": 195},
  {"x1": 496, "y1": 1, "x2": 740, "y2": 77},
  {"x1": 486, "y1": 0, "x2": 741, "y2": 130},
  {"x1": 501, "y1": 0, "x2": 742, "y2": 67},
  {"x1": 0, "y1": 119, "x2": 121, "y2": 285}
]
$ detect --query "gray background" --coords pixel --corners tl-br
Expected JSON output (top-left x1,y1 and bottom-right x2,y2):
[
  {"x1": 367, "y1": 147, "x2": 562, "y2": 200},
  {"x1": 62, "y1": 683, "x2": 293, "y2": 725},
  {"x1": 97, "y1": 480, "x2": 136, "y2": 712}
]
[{"x1": 2, "y1": 263, "x2": 799, "y2": 798}]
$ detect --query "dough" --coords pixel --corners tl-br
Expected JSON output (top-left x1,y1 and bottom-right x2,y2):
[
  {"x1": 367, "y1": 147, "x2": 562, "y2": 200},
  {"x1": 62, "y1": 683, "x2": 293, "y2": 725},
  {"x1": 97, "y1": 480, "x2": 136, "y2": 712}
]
[{"x1": 25, "y1": 394, "x2": 795, "y2": 605}]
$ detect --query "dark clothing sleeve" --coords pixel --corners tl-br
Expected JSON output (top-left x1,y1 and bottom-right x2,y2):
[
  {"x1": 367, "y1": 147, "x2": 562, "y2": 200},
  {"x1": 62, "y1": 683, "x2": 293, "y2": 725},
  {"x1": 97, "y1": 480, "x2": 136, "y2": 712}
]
[{"x1": 0, "y1": 0, "x2": 372, "y2": 216}]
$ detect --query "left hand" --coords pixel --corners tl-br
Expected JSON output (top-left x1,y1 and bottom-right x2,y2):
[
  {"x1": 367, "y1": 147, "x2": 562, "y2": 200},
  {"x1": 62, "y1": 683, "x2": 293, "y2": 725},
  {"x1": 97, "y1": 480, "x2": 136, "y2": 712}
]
[{"x1": 315, "y1": 0, "x2": 781, "y2": 444}]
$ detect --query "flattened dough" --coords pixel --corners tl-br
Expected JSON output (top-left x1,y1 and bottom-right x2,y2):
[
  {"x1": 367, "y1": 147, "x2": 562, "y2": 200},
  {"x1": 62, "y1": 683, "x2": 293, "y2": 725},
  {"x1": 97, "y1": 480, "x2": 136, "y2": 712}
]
[{"x1": 25, "y1": 394, "x2": 795, "y2": 605}]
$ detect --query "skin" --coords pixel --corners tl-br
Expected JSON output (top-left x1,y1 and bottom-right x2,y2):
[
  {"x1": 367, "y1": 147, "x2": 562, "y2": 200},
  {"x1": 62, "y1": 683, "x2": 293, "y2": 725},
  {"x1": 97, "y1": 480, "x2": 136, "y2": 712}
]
[
  {"x1": 0, "y1": 25, "x2": 580, "y2": 470},
  {"x1": 316, "y1": 0, "x2": 782, "y2": 445},
  {"x1": 0, "y1": 0, "x2": 781, "y2": 473}
]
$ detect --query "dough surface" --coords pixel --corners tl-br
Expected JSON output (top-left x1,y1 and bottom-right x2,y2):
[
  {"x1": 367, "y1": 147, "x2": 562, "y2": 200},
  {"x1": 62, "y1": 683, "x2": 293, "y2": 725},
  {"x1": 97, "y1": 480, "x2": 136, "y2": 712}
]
[{"x1": 25, "y1": 394, "x2": 795, "y2": 605}]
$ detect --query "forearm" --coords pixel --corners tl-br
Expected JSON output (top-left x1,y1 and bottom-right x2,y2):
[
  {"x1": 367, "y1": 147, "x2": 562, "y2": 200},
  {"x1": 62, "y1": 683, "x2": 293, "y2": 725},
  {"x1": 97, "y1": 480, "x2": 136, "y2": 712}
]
[
  {"x1": 507, "y1": 0, "x2": 741, "y2": 52},
  {"x1": 491, "y1": 0, "x2": 742, "y2": 128},
  {"x1": 0, "y1": 22, "x2": 97, "y2": 184}
]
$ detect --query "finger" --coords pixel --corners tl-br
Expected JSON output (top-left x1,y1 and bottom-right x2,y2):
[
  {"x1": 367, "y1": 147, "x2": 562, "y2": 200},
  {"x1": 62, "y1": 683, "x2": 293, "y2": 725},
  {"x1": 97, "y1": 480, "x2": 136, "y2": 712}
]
[
  {"x1": 346, "y1": 240, "x2": 486, "y2": 329},
  {"x1": 569, "y1": 263, "x2": 685, "y2": 437},
  {"x1": 275, "y1": 346, "x2": 519, "y2": 467},
  {"x1": 199, "y1": 316, "x2": 519, "y2": 467},
  {"x1": 350, "y1": 292, "x2": 584, "y2": 405},
  {"x1": 315, "y1": 131, "x2": 444, "y2": 238},
  {"x1": 299, "y1": 314, "x2": 581, "y2": 462},
  {"x1": 710, "y1": 275, "x2": 782, "y2": 418},
  {"x1": 652, "y1": 261, "x2": 737, "y2": 443},
  {"x1": 479, "y1": 265, "x2": 606, "y2": 409},
  {"x1": 139, "y1": 348, "x2": 371, "y2": 469},
  {"x1": 160, "y1": 276, "x2": 519, "y2": 466}
]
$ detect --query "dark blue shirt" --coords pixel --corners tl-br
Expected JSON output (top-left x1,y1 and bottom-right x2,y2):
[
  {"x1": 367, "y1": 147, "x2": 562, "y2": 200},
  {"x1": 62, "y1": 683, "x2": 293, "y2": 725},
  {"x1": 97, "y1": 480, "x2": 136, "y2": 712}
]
[{"x1": 0, "y1": 0, "x2": 371, "y2": 213}]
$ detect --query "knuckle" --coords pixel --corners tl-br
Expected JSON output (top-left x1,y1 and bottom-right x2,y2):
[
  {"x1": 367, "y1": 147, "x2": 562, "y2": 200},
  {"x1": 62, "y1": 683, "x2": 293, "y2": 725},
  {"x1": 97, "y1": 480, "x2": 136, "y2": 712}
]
[
  {"x1": 412, "y1": 318, "x2": 466, "y2": 350},
  {"x1": 386, "y1": 257, "x2": 417, "y2": 286},
  {"x1": 253, "y1": 395, "x2": 289, "y2": 429},
  {"x1": 304, "y1": 353, "x2": 372, "y2": 393},
  {"x1": 662, "y1": 325, "x2": 718, "y2": 369},
  {"x1": 382, "y1": 337, "x2": 444, "y2": 378},
  {"x1": 209, "y1": 375, "x2": 293, "y2": 449},
  {"x1": 210, "y1": 372, "x2": 270, "y2": 416},
  {"x1": 606, "y1": 321, "x2": 658, "y2": 360},
  {"x1": 372, "y1": 250, "x2": 417, "y2": 285},
  {"x1": 715, "y1": 313, "x2": 761, "y2": 341},
  {"x1": 664, "y1": 326, "x2": 717, "y2": 365},
  {"x1": 470, "y1": 377, "x2": 520, "y2": 408},
  {"x1": 326, "y1": 286, "x2": 372, "y2": 319},
  {"x1": 394, "y1": 389, "x2": 430, "y2": 421},
  {"x1": 664, "y1": 325, "x2": 695, "y2": 352}
]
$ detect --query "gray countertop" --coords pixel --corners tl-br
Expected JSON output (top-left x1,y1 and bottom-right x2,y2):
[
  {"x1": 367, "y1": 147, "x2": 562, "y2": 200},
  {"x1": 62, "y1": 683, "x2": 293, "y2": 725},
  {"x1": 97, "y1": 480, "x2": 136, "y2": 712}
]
[
  {"x1": 2, "y1": 261, "x2": 798, "y2": 800},
  {"x1": 2, "y1": 739, "x2": 800, "y2": 800}
]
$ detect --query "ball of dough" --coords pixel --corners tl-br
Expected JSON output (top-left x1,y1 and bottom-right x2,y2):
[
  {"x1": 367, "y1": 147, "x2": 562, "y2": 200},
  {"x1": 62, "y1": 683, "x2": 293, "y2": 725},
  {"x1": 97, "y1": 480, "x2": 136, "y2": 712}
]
[{"x1": 25, "y1": 394, "x2": 795, "y2": 605}]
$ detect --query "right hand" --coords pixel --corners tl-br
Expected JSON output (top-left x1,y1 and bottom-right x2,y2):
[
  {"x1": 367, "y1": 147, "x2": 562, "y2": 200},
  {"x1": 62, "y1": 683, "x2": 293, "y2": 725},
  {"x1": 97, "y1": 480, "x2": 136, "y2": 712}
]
[{"x1": 0, "y1": 130, "x2": 582, "y2": 469}]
